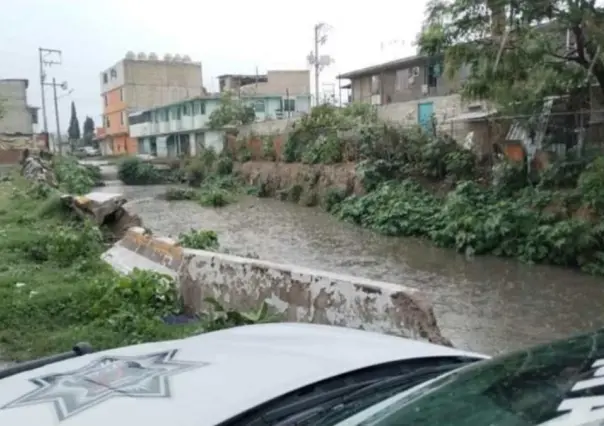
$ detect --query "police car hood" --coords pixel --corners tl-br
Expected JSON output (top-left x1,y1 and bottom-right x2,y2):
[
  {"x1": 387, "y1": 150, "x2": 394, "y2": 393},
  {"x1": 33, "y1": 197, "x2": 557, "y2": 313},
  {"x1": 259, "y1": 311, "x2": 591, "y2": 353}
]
[{"x1": 0, "y1": 323, "x2": 483, "y2": 425}]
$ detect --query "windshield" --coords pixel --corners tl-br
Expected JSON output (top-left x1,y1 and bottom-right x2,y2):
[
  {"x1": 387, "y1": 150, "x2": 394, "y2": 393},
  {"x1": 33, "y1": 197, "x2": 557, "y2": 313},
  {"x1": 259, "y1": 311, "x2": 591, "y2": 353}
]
[{"x1": 337, "y1": 329, "x2": 604, "y2": 426}]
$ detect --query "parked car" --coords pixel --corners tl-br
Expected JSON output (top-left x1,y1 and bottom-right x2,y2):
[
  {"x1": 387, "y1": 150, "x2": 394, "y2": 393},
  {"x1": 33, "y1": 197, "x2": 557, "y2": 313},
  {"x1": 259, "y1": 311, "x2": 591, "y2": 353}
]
[
  {"x1": 74, "y1": 146, "x2": 100, "y2": 158},
  {"x1": 0, "y1": 322, "x2": 601, "y2": 425}
]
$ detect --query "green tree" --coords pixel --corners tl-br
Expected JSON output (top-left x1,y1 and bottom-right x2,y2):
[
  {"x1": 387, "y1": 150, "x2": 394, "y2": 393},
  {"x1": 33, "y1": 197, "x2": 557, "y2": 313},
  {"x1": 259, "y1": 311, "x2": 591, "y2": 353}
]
[
  {"x1": 67, "y1": 101, "x2": 80, "y2": 142},
  {"x1": 82, "y1": 116, "x2": 95, "y2": 145},
  {"x1": 207, "y1": 92, "x2": 256, "y2": 129},
  {"x1": 417, "y1": 0, "x2": 604, "y2": 115}
]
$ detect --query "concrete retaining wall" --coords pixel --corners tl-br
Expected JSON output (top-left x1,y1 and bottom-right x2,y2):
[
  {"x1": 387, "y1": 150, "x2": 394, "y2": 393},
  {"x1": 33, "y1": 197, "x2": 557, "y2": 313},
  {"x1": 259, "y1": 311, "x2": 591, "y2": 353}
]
[{"x1": 102, "y1": 227, "x2": 452, "y2": 346}]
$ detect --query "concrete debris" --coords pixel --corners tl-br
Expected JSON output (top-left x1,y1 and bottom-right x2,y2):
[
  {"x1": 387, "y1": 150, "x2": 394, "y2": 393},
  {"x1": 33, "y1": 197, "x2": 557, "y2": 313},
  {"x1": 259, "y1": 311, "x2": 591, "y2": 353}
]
[
  {"x1": 20, "y1": 153, "x2": 58, "y2": 187},
  {"x1": 62, "y1": 192, "x2": 127, "y2": 224},
  {"x1": 19, "y1": 153, "x2": 142, "y2": 240}
]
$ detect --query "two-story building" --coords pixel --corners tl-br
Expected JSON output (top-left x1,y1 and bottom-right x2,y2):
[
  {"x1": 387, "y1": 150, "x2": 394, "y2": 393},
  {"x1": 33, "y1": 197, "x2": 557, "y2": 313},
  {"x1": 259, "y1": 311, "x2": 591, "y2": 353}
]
[
  {"x1": 336, "y1": 54, "x2": 489, "y2": 132},
  {"x1": 128, "y1": 91, "x2": 311, "y2": 158}
]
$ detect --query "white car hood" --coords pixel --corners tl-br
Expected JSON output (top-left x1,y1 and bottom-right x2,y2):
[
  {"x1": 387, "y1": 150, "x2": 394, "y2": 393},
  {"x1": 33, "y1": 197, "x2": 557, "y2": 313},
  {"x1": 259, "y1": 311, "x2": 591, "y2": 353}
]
[{"x1": 0, "y1": 323, "x2": 484, "y2": 426}]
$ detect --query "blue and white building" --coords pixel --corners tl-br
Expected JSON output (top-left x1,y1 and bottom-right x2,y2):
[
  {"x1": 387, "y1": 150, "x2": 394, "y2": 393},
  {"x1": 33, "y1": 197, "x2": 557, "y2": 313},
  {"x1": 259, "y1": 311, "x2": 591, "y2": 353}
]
[{"x1": 128, "y1": 93, "x2": 311, "y2": 157}]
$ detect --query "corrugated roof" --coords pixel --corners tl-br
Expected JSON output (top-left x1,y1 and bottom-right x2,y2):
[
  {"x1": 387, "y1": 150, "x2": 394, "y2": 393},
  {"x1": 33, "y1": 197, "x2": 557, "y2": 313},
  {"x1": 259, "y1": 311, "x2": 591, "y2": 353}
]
[
  {"x1": 337, "y1": 55, "x2": 430, "y2": 79},
  {"x1": 447, "y1": 110, "x2": 495, "y2": 122}
]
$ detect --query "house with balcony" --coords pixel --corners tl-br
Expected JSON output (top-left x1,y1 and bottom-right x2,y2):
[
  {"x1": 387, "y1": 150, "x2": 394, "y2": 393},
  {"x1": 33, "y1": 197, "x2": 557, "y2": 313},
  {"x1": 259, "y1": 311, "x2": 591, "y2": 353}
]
[{"x1": 129, "y1": 92, "x2": 311, "y2": 157}]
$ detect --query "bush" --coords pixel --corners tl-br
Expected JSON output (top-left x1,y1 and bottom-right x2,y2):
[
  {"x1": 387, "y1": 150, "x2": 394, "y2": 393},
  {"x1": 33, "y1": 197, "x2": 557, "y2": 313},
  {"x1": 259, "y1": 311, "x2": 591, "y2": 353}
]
[
  {"x1": 118, "y1": 157, "x2": 161, "y2": 185},
  {"x1": 335, "y1": 179, "x2": 604, "y2": 274},
  {"x1": 198, "y1": 187, "x2": 232, "y2": 207},
  {"x1": 164, "y1": 187, "x2": 197, "y2": 201},
  {"x1": 578, "y1": 156, "x2": 604, "y2": 213},
  {"x1": 178, "y1": 229, "x2": 219, "y2": 250},
  {"x1": 215, "y1": 156, "x2": 234, "y2": 175},
  {"x1": 54, "y1": 156, "x2": 98, "y2": 194}
]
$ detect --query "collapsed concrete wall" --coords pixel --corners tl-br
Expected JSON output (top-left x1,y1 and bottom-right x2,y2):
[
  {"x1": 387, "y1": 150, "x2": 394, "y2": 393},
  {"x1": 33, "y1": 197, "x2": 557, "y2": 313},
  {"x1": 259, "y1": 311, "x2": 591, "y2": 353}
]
[
  {"x1": 102, "y1": 226, "x2": 452, "y2": 347},
  {"x1": 20, "y1": 154, "x2": 142, "y2": 238}
]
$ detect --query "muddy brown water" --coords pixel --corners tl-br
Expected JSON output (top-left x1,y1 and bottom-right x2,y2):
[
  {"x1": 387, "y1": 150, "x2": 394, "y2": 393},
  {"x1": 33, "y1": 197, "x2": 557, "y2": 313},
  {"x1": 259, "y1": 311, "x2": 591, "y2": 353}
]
[{"x1": 99, "y1": 168, "x2": 604, "y2": 356}]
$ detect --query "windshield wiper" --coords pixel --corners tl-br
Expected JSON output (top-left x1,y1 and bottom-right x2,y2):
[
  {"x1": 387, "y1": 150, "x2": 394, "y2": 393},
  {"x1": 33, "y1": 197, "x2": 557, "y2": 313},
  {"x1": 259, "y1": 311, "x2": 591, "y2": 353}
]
[
  {"x1": 0, "y1": 342, "x2": 93, "y2": 380},
  {"x1": 275, "y1": 363, "x2": 469, "y2": 426}
]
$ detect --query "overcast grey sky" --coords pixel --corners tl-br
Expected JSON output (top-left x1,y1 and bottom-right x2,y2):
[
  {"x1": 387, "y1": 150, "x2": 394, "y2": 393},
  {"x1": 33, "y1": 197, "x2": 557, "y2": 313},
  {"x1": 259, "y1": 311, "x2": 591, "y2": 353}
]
[{"x1": 1, "y1": 0, "x2": 425, "y2": 134}]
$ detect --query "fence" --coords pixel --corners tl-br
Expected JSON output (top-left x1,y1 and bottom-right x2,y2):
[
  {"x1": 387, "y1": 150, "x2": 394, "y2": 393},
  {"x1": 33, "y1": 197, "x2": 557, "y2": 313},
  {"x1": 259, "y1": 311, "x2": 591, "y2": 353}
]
[{"x1": 223, "y1": 105, "x2": 604, "y2": 166}]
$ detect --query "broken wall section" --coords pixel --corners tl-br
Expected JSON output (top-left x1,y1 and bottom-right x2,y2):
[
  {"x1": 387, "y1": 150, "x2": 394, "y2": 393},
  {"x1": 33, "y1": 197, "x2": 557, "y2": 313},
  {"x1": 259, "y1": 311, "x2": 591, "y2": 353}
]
[{"x1": 102, "y1": 227, "x2": 453, "y2": 347}]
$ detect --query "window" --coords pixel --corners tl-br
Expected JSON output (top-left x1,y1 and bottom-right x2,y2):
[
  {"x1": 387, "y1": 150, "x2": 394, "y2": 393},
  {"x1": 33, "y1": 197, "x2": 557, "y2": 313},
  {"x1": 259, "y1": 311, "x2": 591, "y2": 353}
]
[
  {"x1": 152, "y1": 111, "x2": 157, "y2": 123},
  {"x1": 395, "y1": 69, "x2": 410, "y2": 91},
  {"x1": 183, "y1": 103, "x2": 190, "y2": 116},
  {"x1": 103, "y1": 95, "x2": 108, "y2": 107},
  {"x1": 193, "y1": 101, "x2": 206, "y2": 115},
  {"x1": 161, "y1": 109, "x2": 169, "y2": 122},
  {"x1": 103, "y1": 73, "x2": 108, "y2": 84},
  {"x1": 110, "y1": 68, "x2": 117, "y2": 79},
  {"x1": 120, "y1": 111, "x2": 126, "y2": 126},
  {"x1": 427, "y1": 59, "x2": 443, "y2": 88},
  {"x1": 371, "y1": 75, "x2": 381, "y2": 95},
  {"x1": 130, "y1": 112, "x2": 151, "y2": 125},
  {"x1": 119, "y1": 88, "x2": 123, "y2": 102},
  {"x1": 176, "y1": 107, "x2": 181, "y2": 119},
  {"x1": 253, "y1": 100, "x2": 265, "y2": 113},
  {"x1": 282, "y1": 99, "x2": 296, "y2": 112},
  {"x1": 104, "y1": 116, "x2": 110, "y2": 128}
]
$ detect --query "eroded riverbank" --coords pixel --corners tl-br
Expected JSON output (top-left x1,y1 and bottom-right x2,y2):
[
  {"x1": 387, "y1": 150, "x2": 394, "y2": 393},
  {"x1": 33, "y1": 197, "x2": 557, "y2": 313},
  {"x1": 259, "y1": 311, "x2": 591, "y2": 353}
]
[{"x1": 97, "y1": 176, "x2": 604, "y2": 356}]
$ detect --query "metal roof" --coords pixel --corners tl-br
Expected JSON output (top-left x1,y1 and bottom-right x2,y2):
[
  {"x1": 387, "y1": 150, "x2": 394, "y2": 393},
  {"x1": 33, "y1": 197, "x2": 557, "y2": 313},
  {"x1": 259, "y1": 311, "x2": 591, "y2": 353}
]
[
  {"x1": 337, "y1": 55, "x2": 431, "y2": 79},
  {"x1": 446, "y1": 110, "x2": 496, "y2": 122}
]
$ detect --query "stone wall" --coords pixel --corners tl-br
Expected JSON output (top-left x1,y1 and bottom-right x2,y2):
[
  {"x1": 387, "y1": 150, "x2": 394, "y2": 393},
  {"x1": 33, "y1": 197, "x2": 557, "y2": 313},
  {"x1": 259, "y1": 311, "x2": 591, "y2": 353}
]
[{"x1": 102, "y1": 227, "x2": 452, "y2": 347}]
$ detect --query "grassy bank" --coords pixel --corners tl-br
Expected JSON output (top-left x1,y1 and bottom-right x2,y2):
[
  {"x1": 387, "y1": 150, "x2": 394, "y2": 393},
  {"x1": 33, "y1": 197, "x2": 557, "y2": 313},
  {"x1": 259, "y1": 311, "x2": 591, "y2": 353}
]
[{"x1": 0, "y1": 160, "x2": 270, "y2": 361}]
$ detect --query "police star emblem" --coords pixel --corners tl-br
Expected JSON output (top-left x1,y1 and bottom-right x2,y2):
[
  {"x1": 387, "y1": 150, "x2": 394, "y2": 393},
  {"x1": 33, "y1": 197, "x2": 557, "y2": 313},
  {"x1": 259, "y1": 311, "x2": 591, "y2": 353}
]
[{"x1": 1, "y1": 349, "x2": 208, "y2": 421}]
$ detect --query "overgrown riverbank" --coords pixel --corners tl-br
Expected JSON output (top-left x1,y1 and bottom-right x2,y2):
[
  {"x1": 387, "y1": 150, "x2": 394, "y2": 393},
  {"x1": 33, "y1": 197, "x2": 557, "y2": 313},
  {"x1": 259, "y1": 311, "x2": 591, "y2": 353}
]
[
  {"x1": 223, "y1": 104, "x2": 604, "y2": 275},
  {"x1": 0, "y1": 156, "x2": 269, "y2": 362}
]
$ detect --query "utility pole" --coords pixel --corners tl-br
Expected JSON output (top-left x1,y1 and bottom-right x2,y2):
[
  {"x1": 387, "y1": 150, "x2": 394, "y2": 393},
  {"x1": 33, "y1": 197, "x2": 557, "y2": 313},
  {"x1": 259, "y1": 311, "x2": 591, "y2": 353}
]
[
  {"x1": 52, "y1": 79, "x2": 61, "y2": 154},
  {"x1": 307, "y1": 23, "x2": 333, "y2": 107},
  {"x1": 314, "y1": 24, "x2": 321, "y2": 106},
  {"x1": 38, "y1": 47, "x2": 62, "y2": 134},
  {"x1": 44, "y1": 79, "x2": 68, "y2": 154}
]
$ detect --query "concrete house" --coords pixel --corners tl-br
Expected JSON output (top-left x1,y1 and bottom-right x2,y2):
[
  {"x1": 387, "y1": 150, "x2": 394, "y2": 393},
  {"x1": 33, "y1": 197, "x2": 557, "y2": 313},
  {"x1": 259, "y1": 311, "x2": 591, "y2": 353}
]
[
  {"x1": 99, "y1": 52, "x2": 204, "y2": 156},
  {"x1": 218, "y1": 70, "x2": 312, "y2": 119},
  {"x1": 336, "y1": 55, "x2": 488, "y2": 133},
  {"x1": 129, "y1": 90, "x2": 311, "y2": 158},
  {"x1": 0, "y1": 79, "x2": 38, "y2": 136}
]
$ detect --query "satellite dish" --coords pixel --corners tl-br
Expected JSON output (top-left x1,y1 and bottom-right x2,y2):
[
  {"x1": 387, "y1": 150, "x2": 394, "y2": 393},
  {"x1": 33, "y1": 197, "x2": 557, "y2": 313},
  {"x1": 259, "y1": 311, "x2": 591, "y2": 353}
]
[
  {"x1": 125, "y1": 51, "x2": 136, "y2": 59},
  {"x1": 148, "y1": 52, "x2": 158, "y2": 60},
  {"x1": 163, "y1": 53, "x2": 172, "y2": 61},
  {"x1": 173, "y1": 54, "x2": 182, "y2": 62},
  {"x1": 137, "y1": 52, "x2": 147, "y2": 60}
]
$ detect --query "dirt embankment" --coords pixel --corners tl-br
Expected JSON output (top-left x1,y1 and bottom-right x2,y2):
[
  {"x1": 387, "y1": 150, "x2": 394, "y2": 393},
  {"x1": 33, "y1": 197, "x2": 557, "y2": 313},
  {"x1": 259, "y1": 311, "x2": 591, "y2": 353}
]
[{"x1": 235, "y1": 161, "x2": 364, "y2": 203}]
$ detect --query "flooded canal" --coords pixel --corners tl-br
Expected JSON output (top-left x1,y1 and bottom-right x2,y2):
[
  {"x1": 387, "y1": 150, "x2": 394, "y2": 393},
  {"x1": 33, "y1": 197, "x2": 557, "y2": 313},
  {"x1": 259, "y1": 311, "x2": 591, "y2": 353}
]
[{"x1": 101, "y1": 174, "x2": 604, "y2": 356}]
